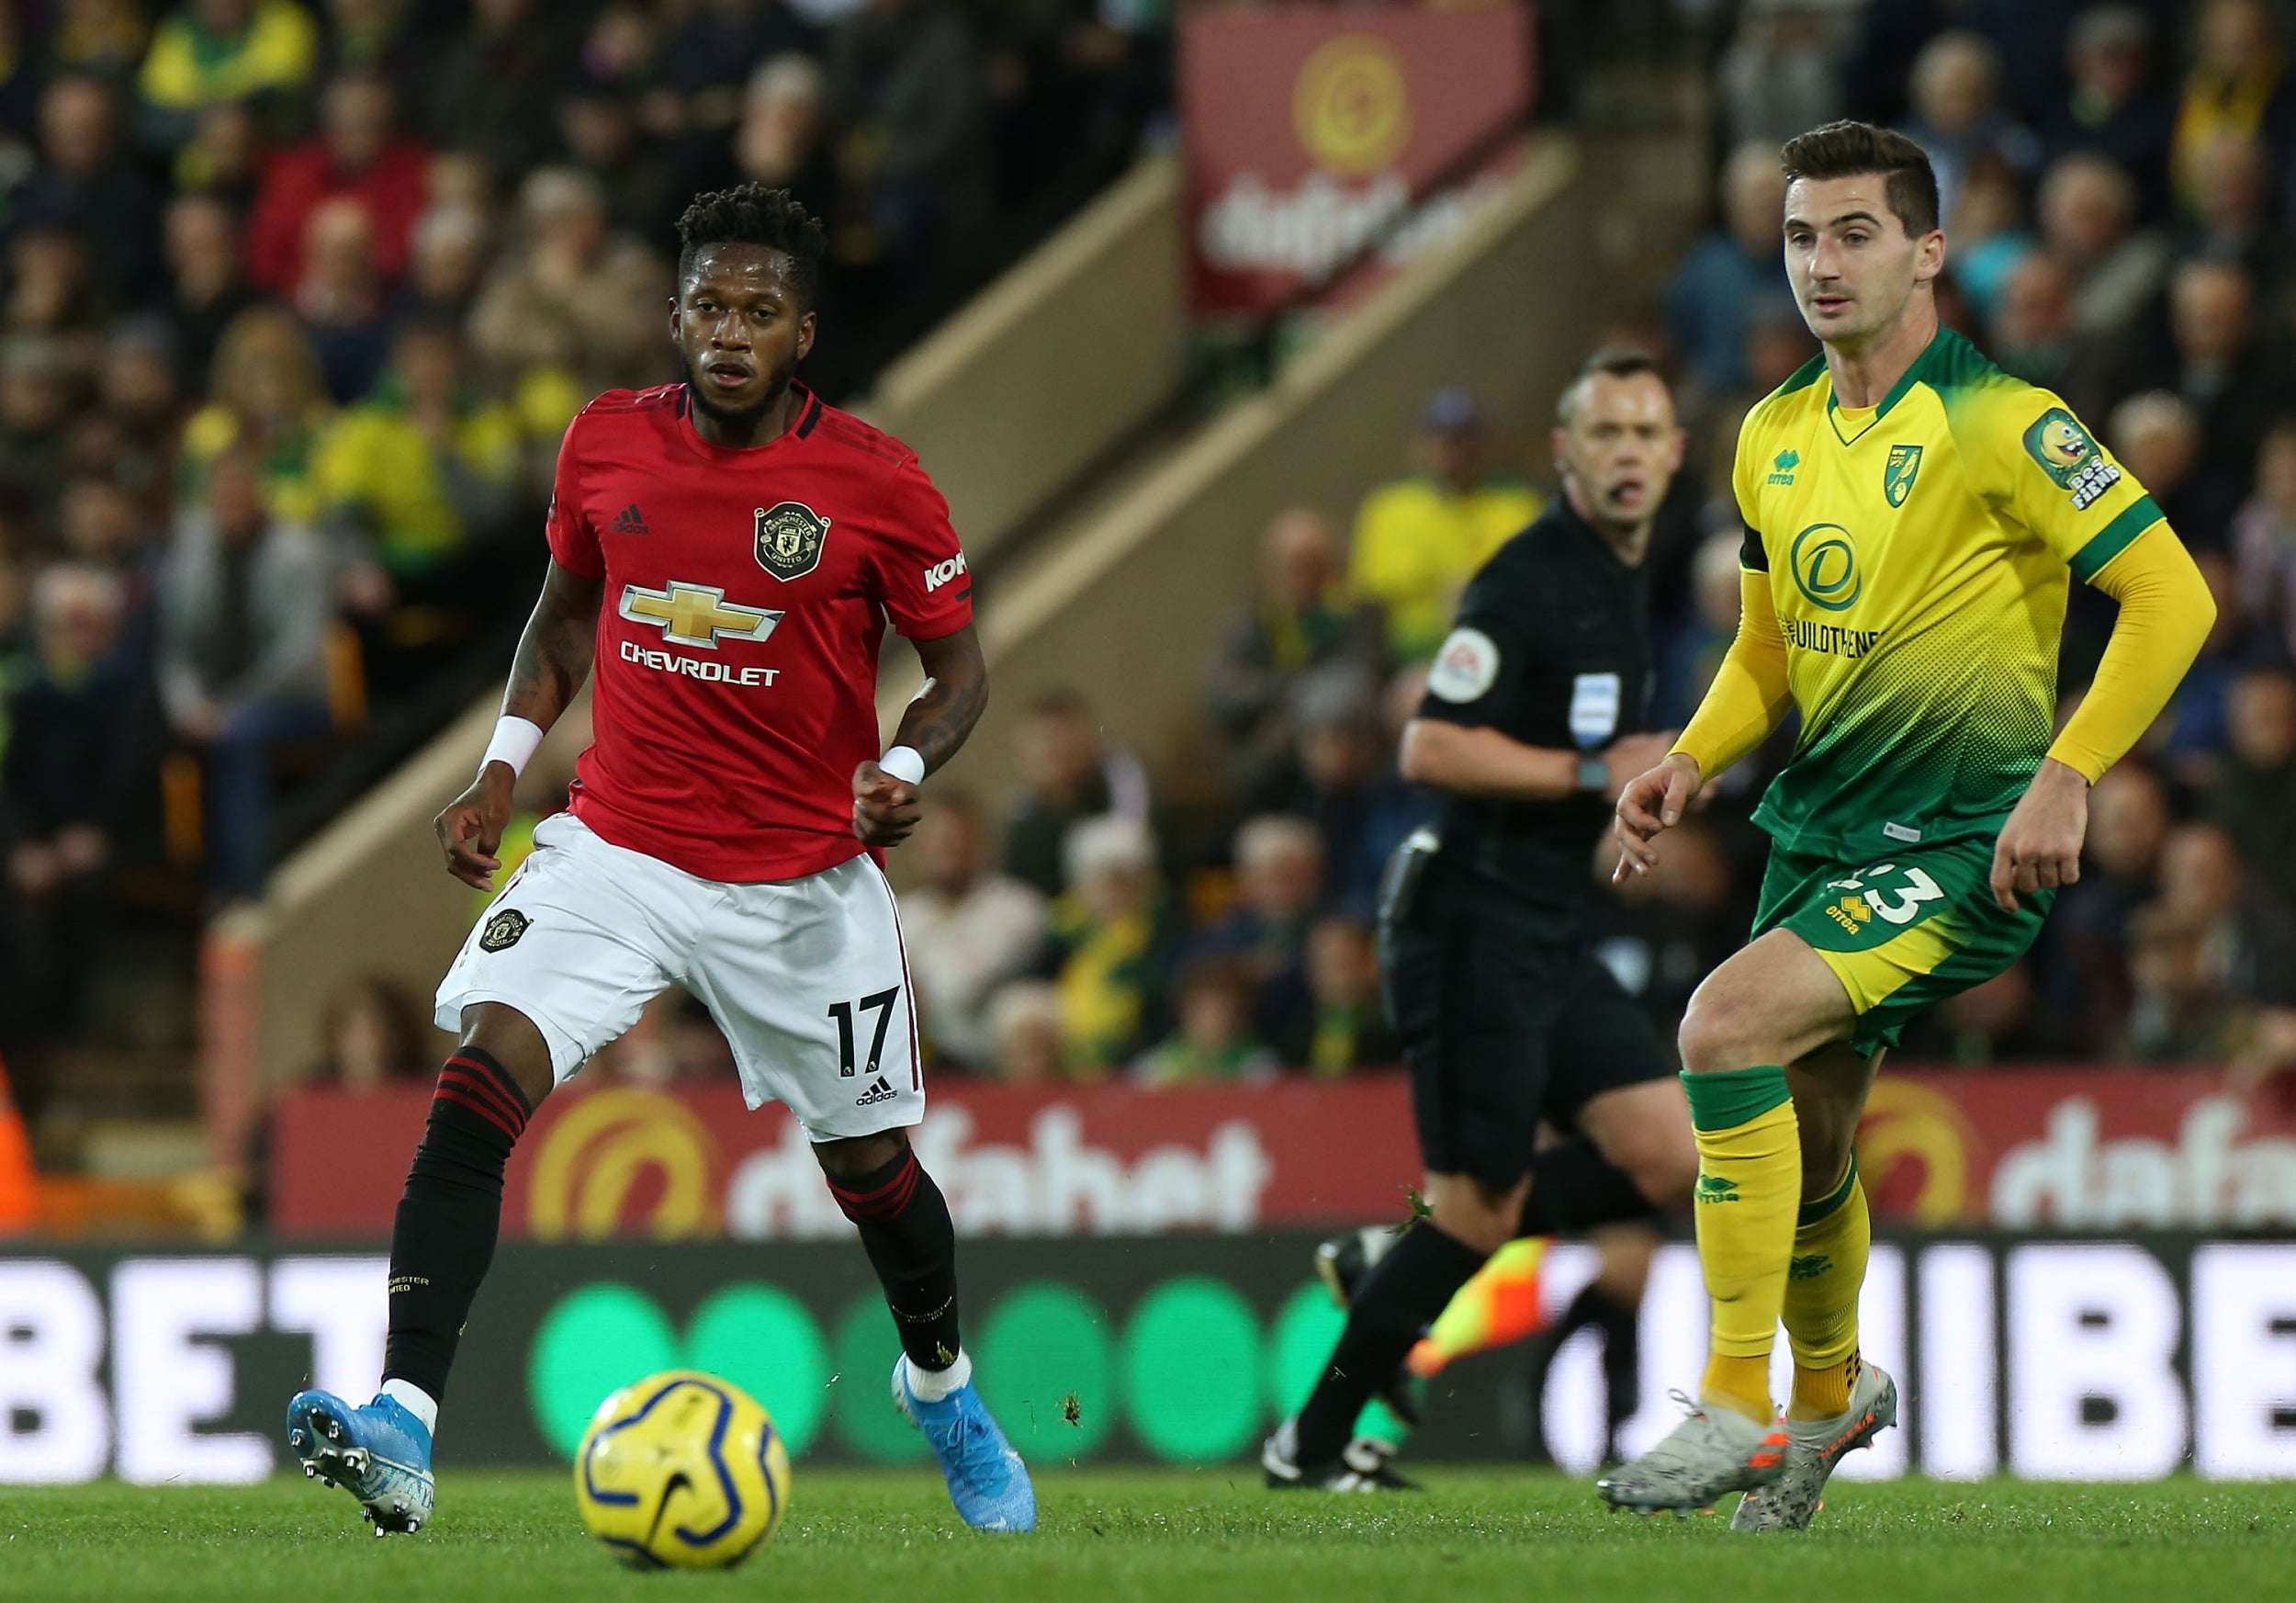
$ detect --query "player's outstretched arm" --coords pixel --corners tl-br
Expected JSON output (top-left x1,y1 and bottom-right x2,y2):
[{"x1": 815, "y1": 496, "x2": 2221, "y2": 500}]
[
  {"x1": 1989, "y1": 527, "x2": 2214, "y2": 911},
  {"x1": 1612, "y1": 753, "x2": 1704, "y2": 880},
  {"x1": 1613, "y1": 568, "x2": 1791, "y2": 880},
  {"x1": 434, "y1": 559, "x2": 608, "y2": 887},
  {"x1": 853, "y1": 623, "x2": 987, "y2": 848}
]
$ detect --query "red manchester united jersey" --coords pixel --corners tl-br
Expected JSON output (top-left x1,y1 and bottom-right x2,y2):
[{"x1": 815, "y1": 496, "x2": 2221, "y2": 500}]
[{"x1": 546, "y1": 381, "x2": 972, "y2": 882}]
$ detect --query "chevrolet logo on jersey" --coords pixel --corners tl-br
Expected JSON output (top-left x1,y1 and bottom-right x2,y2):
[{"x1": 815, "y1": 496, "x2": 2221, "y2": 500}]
[{"x1": 619, "y1": 581, "x2": 783, "y2": 648}]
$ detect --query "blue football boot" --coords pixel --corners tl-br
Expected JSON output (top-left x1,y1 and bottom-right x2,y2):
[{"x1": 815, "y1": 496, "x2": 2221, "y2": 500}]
[
  {"x1": 891, "y1": 1356, "x2": 1036, "y2": 1532},
  {"x1": 285, "y1": 1390, "x2": 436, "y2": 1536}
]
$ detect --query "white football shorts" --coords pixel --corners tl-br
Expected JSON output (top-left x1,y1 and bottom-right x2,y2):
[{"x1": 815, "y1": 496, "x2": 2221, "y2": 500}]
[{"x1": 434, "y1": 812, "x2": 922, "y2": 1140}]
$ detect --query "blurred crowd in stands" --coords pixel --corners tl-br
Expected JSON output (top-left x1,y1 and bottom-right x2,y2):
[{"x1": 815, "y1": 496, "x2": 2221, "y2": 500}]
[
  {"x1": 867, "y1": 0, "x2": 2296, "y2": 1089},
  {"x1": 0, "y1": 0, "x2": 1167, "y2": 1101},
  {"x1": 311, "y1": 0, "x2": 2296, "y2": 1097},
  {"x1": 73, "y1": 0, "x2": 2296, "y2": 1110}
]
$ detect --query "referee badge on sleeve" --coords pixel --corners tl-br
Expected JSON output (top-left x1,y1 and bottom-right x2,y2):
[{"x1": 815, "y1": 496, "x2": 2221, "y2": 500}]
[
  {"x1": 1428, "y1": 627, "x2": 1500, "y2": 703},
  {"x1": 1570, "y1": 672, "x2": 1621, "y2": 745}
]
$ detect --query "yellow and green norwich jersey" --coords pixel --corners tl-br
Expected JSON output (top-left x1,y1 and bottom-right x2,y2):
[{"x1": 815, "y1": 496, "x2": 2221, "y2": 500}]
[{"x1": 1733, "y1": 326, "x2": 2165, "y2": 858}]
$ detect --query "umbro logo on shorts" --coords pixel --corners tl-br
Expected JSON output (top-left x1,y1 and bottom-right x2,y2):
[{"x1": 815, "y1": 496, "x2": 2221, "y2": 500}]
[{"x1": 855, "y1": 1076, "x2": 898, "y2": 1107}]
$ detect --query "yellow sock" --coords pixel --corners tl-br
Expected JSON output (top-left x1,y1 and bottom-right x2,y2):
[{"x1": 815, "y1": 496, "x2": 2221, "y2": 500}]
[
  {"x1": 1683, "y1": 1066, "x2": 1799, "y2": 1424},
  {"x1": 1701, "y1": 1353, "x2": 1774, "y2": 1421},
  {"x1": 1783, "y1": 1150, "x2": 1871, "y2": 1421}
]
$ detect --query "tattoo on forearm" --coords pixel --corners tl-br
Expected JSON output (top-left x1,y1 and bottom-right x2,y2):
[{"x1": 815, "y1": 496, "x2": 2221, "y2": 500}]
[
  {"x1": 501, "y1": 568, "x2": 602, "y2": 730},
  {"x1": 895, "y1": 674, "x2": 986, "y2": 776}
]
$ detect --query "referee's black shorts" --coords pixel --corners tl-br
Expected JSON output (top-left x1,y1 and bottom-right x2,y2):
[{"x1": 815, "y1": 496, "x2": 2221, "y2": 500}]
[{"x1": 1379, "y1": 855, "x2": 1673, "y2": 1191}]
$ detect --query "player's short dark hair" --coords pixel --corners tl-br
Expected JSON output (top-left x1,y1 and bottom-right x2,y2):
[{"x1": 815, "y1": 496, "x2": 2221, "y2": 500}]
[
  {"x1": 675, "y1": 183, "x2": 828, "y2": 308},
  {"x1": 1779, "y1": 120, "x2": 1941, "y2": 239},
  {"x1": 1557, "y1": 345, "x2": 1667, "y2": 424}
]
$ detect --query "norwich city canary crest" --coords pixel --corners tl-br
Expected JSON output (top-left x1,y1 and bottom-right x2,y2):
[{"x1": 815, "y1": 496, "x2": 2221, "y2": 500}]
[
  {"x1": 1884, "y1": 444, "x2": 1922, "y2": 507},
  {"x1": 753, "y1": 501, "x2": 829, "y2": 581}
]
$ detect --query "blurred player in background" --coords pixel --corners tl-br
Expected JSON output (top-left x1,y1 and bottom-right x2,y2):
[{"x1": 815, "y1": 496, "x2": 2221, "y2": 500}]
[
  {"x1": 1263, "y1": 349, "x2": 1698, "y2": 1492},
  {"x1": 1604, "y1": 121, "x2": 2212, "y2": 1526},
  {"x1": 282, "y1": 184, "x2": 1034, "y2": 1538}
]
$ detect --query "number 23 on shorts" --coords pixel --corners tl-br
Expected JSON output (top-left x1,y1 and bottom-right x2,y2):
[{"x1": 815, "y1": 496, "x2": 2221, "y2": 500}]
[{"x1": 1818, "y1": 861, "x2": 1947, "y2": 937}]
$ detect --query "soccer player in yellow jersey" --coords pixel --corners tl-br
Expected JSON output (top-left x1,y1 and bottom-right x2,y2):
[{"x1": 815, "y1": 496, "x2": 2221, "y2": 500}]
[{"x1": 1598, "y1": 122, "x2": 2215, "y2": 1524}]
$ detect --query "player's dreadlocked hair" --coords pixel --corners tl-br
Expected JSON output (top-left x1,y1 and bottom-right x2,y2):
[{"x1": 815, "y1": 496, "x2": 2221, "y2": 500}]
[{"x1": 675, "y1": 183, "x2": 829, "y2": 307}]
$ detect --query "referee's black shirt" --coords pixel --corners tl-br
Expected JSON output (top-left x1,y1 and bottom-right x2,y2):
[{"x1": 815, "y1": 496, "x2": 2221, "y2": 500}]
[{"x1": 1412, "y1": 493, "x2": 1652, "y2": 936}]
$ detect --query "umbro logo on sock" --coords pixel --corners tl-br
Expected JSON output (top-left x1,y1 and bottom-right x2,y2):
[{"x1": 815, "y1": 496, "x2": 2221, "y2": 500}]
[
  {"x1": 611, "y1": 503, "x2": 649, "y2": 536},
  {"x1": 856, "y1": 1076, "x2": 898, "y2": 1106},
  {"x1": 1694, "y1": 1174, "x2": 1741, "y2": 1204}
]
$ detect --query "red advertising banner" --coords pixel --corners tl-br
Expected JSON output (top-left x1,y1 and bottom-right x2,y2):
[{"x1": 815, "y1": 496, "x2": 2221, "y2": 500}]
[
  {"x1": 1181, "y1": 5, "x2": 1535, "y2": 315},
  {"x1": 269, "y1": 1067, "x2": 2296, "y2": 1239}
]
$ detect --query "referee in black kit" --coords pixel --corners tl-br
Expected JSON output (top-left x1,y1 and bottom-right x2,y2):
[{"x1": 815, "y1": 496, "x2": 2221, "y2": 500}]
[{"x1": 1264, "y1": 349, "x2": 1700, "y2": 1491}]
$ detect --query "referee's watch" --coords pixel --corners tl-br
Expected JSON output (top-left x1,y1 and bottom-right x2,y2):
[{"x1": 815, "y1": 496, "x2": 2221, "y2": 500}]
[{"x1": 1574, "y1": 757, "x2": 1612, "y2": 796}]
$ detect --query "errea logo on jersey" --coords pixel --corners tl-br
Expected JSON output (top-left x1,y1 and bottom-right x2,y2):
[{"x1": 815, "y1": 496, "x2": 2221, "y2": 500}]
[
  {"x1": 925, "y1": 553, "x2": 968, "y2": 593},
  {"x1": 619, "y1": 581, "x2": 783, "y2": 649}
]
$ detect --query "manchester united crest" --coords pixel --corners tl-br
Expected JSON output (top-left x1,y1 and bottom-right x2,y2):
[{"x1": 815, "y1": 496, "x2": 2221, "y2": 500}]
[
  {"x1": 478, "y1": 908, "x2": 530, "y2": 952},
  {"x1": 754, "y1": 501, "x2": 829, "y2": 581}
]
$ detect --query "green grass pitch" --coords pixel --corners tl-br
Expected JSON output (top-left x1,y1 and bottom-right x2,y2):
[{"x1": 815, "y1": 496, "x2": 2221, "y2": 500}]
[{"x1": 5, "y1": 1470, "x2": 2290, "y2": 1603}]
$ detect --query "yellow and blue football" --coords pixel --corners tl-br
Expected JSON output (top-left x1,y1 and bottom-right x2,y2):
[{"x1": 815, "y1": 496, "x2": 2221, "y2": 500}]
[{"x1": 574, "y1": 1369, "x2": 792, "y2": 1569}]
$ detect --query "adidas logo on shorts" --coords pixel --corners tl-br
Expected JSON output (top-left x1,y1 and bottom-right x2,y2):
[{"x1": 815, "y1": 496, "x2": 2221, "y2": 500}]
[{"x1": 855, "y1": 1076, "x2": 898, "y2": 1107}]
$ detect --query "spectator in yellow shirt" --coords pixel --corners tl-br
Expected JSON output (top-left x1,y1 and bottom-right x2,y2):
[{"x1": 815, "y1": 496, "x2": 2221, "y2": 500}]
[
  {"x1": 138, "y1": 0, "x2": 319, "y2": 145},
  {"x1": 1347, "y1": 387, "x2": 1541, "y2": 663},
  {"x1": 179, "y1": 305, "x2": 333, "y2": 527},
  {"x1": 313, "y1": 317, "x2": 522, "y2": 586},
  {"x1": 312, "y1": 317, "x2": 524, "y2": 683}
]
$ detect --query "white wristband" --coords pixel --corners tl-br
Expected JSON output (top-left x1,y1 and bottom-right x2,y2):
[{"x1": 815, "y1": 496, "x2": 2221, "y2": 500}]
[
  {"x1": 878, "y1": 745, "x2": 926, "y2": 785},
  {"x1": 480, "y1": 716, "x2": 546, "y2": 781}
]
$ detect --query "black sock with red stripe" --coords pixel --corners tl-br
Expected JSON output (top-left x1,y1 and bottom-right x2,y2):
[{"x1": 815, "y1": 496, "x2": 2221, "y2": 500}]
[
  {"x1": 381, "y1": 1048, "x2": 534, "y2": 1405},
  {"x1": 827, "y1": 1145, "x2": 962, "y2": 1374}
]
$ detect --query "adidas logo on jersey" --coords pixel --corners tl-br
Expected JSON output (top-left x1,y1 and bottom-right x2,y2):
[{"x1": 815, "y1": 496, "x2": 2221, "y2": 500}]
[
  {"x1": 611, "y1": 503, "x2": 650, "y2": 536},
  {"x1": 855, "y1": 1076, "x2": 899, "y2": 1107}
]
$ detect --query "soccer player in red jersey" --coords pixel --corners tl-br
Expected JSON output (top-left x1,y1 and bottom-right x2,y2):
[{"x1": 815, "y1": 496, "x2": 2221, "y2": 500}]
[{"x1": 285, "y1": 186, "x2": 1034, "y2": 1536}]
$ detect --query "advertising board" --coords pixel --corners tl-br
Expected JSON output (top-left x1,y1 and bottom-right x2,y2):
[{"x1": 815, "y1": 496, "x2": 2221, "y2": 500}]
[{"x1": 5, "y1": 1235, "x2": 2293, "y2": 1483}]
